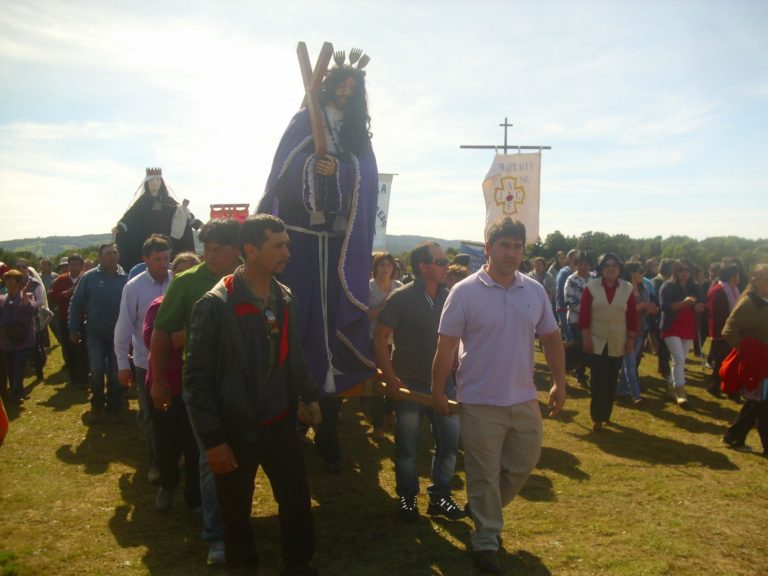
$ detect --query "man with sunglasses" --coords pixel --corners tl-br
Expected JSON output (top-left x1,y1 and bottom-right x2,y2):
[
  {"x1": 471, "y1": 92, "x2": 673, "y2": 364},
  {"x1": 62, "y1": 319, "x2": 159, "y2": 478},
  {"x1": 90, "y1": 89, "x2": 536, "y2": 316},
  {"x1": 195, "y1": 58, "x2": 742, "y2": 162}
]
[{"x1": 374, "y1": 241, "x2": 467, "y2": 522}]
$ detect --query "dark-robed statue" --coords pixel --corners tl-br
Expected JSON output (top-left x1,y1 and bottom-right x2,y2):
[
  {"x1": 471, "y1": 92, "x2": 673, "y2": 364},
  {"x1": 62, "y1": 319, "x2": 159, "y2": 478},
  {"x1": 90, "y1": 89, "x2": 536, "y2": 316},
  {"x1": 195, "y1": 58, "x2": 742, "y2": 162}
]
[
  {"x1": 257, "y1": 46, "x2": 378, "y2": 470},
  {"x1": 114, "y1": 168, "x2": 199, "y2": 271}
]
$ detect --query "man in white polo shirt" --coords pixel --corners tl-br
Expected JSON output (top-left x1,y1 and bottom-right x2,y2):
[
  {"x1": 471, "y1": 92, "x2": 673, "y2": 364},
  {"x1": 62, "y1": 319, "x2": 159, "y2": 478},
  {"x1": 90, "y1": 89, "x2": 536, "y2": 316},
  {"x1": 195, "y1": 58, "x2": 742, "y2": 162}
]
[{"x1": 431, "y1": 216, "x2": 566, "y2": 574}]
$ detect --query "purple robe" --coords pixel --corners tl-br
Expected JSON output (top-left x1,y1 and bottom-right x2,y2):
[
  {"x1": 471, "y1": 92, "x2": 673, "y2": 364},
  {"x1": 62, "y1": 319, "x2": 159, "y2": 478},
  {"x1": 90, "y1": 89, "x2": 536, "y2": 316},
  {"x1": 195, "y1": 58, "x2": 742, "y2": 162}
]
[{"x1": 257, "y1": 108, "x2": 378, "y2": 395}]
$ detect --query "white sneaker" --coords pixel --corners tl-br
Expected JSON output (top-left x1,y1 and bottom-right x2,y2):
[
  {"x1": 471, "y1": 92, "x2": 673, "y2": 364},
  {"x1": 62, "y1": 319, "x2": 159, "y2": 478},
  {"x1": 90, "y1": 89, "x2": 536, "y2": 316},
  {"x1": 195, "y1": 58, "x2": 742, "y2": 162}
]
[
  {"x1": 674, "y1": 386, "x2": 688, "y2": 406},
  {"x1": 207, "y1": 541, "x2": 226, "y2": 565}
]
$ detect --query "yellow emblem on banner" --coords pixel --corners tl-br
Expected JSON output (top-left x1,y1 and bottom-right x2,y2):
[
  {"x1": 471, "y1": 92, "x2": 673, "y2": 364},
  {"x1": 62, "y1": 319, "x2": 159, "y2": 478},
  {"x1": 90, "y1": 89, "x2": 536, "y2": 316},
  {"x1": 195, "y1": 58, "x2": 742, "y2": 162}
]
[{"x1": 494, "y1": 175, "x2": 526, "y2": 215}]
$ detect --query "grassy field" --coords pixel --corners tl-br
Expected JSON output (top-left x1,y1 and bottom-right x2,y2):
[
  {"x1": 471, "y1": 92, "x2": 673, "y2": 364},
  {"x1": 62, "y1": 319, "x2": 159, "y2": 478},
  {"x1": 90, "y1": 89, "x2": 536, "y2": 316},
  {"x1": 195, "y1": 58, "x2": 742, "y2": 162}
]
[{"x1": 1, "y1": 340, "x2": 766, "y2": 576}]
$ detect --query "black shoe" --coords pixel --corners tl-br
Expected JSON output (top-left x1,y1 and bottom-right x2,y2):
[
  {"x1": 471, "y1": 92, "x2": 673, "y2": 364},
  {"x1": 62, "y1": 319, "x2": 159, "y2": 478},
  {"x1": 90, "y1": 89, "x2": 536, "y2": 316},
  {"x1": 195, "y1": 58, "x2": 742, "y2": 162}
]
[
  {"x1": 723, "y1": 437, "x2": 753, "y2": 452},
  {"x1": 398, "y1": 495, "x2": 419, "y2": 521},
  {"x1": 471, "y1": 550, "x2": 501, "y2": 574},
  {"x1": 427, "y1": 495, "x2": 467, "y2": 520}
]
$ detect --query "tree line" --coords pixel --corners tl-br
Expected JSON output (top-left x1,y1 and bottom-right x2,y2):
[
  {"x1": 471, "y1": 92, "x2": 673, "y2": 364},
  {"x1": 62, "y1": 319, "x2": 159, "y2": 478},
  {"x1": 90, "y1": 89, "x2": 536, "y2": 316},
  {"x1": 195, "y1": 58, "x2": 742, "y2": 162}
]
[{"x1": 2, "y1": 232, "x2": 766, "y2": 275}]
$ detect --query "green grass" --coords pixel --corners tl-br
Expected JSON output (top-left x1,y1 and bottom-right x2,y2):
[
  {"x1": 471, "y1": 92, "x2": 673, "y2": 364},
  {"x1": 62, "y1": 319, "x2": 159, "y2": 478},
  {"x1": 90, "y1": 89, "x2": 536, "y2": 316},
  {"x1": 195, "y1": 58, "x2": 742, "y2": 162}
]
[{"x1": 1, "y1": 341, "x2": 766, "y2": 575}]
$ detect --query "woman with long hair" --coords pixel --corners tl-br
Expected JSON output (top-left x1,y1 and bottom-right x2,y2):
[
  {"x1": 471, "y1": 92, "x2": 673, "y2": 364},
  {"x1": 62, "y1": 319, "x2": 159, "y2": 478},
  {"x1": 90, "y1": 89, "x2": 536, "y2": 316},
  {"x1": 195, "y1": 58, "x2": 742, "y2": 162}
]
[{"x1": 659, "y1": 259, "x2": 706, "y2": 407}]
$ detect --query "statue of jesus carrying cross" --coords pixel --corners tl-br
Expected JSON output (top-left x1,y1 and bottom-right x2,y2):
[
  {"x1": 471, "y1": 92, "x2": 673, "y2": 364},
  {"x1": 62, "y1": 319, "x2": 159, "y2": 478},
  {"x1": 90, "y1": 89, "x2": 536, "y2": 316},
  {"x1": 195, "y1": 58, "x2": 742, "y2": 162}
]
[{"x1": 257, "y1": 42, "x2": 378, "y2": 470}]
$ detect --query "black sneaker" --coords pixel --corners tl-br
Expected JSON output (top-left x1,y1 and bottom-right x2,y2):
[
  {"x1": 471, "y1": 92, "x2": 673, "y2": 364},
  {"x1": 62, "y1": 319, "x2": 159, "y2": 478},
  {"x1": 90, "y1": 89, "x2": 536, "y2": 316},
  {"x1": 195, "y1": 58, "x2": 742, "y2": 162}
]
[
  {"x1": 471, "y1": 550, "x2": 501, "y2": 574},
  {"x1": 398, "y1": 495, "x2": 419, "y2": 521},
  {"x1": 723, "y1": 437, "x2": 753, "y2": 452},
  {"x1": 427, "y1": 495, "x2": 467, "y2": 520}
]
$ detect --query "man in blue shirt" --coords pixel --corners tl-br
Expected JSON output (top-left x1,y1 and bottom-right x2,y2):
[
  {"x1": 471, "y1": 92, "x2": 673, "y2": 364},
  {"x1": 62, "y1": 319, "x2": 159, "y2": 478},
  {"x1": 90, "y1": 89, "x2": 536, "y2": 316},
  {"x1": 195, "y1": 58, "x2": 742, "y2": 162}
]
[{"x1": 69, "y1": 243, "x2": 127, "y2": 424}]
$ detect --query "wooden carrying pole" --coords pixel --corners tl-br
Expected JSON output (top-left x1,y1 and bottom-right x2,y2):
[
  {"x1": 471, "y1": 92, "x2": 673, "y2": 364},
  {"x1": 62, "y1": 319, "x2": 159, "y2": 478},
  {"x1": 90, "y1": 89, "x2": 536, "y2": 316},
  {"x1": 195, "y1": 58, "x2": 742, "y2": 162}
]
[
  {"x1": 337, "y1": 371, "x2": 460, "y2": 414},
  {"x1": 297, "y1": 41, "x2": 333, "y2": 157}
]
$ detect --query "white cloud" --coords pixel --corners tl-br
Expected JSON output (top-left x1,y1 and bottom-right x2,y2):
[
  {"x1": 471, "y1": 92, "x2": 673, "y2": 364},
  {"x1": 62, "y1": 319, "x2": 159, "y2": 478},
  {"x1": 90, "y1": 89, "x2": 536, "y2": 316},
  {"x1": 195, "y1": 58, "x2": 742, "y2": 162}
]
[{"x1": 1, "y1": 0, "x2": 767, "y2": 245}]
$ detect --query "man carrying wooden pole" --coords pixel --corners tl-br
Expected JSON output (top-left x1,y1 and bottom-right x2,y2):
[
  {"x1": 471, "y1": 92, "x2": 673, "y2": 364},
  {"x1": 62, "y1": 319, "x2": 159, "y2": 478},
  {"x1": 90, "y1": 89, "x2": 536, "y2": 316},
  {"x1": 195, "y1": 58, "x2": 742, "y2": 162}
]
[{"x1": 374, "y1": 241, "x2": 467, "y2": 522}]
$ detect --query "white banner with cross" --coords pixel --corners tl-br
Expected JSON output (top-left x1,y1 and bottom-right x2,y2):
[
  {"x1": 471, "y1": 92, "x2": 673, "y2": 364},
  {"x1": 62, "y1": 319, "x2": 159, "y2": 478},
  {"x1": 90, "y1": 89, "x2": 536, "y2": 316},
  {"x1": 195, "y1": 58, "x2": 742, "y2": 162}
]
[{"x1": 482, "y1": 152, "x2": 541, "y2": 244}]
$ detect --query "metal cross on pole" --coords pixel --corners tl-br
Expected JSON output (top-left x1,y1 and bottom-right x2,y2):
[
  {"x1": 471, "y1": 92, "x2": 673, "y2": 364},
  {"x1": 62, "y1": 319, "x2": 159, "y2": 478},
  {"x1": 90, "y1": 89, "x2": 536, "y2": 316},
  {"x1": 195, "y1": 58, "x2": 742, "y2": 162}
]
[{"x1": 460, "y1": 117, "x2": 551, "y2": 154}]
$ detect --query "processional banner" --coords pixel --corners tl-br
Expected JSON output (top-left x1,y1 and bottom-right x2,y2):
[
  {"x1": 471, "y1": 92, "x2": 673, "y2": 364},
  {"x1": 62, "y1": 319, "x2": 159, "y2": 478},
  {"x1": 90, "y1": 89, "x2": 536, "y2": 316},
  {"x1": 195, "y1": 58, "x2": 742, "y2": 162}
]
[
  {"x1": 372, "y1": 173, "x2": 394, "y2": 251},
  {"x1": 482, "y1": 152, "x2": 541, "y2": 244}
]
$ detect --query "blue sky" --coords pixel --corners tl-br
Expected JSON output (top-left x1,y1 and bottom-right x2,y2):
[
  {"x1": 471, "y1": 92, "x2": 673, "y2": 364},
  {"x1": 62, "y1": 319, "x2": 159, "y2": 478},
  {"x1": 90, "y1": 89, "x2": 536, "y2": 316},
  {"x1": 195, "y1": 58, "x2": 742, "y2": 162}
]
[{"x1": 1, "y1": 0, "x2": 766, "y2": 243}]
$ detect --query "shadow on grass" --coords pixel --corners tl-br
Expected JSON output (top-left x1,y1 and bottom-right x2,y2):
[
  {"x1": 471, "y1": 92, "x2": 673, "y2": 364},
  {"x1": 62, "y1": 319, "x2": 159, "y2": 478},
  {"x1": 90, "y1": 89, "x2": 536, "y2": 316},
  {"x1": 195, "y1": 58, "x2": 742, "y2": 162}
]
[
  {"x1": 538, "y1": 446, "x2": 590, "y2": 481},
  {"x1": 109, "y1": 472, "x2": 205, "y2": 575},
  {"x1": 55, "y1": 409, "x2": 142, "y2": 475},
  {"x1": 520, "y1": 447, "x2": 590, "y2": 502},
  {"x1": 39, "y1": 378, "x2": 89, "y2": 413},
  {"x1": 636, "y1": 374, "x2": 740, "y2": 435},
  {"x1": 575, "y1": 421, "x2": 738, "y2": 470}
]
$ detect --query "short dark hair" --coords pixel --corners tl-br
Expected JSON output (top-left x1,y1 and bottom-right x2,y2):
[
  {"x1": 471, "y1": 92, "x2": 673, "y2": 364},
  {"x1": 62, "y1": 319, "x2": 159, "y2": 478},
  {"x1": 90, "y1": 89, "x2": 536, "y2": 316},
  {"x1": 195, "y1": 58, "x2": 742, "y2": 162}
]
[
  {"x1": 486, "y1": 217, "x2": 526, "y2": 247},
  {"x1": 452, "y1": 254, "x2": 470, "y2": 267},
  {"x1": 67, "y1": 254, "x2": 84, "y2": 265},
  {"x1": 623, "y1": 259, "x2": 644, "y2": 281},
  {"x1": 239, "y1": 215, "x2": 286, "y2": 252},
  {"x1": 659, "y1": 258, "x2": 673, "y2": 277},
  {"x1": 410, "y1": 241, "x2": 439, "y2": 277},
  {"x1": 595, "y1": 252, "x2": 624, "y2": 277},
  {"x1": 98, "y1": 243, "x2": 117, "y2": 256},
  {"x1": 142, "y1": 234, "x2": 172, "y2": 258},
  {"x1": 574, "y1": 250, "x2": 592, "y2": 265},
  {"x1": 198, "y1": 218, "x2": 240, "y2": 248},
  {"x1": 719, "y1": 263, "x2": 740, "y2": 283}
]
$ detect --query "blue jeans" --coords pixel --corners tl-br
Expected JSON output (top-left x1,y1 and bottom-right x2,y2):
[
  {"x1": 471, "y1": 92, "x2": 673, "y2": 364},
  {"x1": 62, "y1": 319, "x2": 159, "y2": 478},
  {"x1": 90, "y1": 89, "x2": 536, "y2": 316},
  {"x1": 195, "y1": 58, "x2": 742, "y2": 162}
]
[
  {"x1": 618, "y1": 333, "x2": 644, "y2": 400},
  {"x1": 86, "y1": 332, "x2": 122, "y2": 414},
  {"x1": 394, "y1": 378, "x2": 460, "y2": 499},
  {"x1": 183, "y1": 390, "x2": 223, "y2": 544}
]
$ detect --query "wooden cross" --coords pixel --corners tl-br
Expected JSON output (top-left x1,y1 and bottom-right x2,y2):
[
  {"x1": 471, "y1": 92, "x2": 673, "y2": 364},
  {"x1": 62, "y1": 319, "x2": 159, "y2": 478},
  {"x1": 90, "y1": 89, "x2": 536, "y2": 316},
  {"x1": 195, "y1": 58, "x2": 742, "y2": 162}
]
[{"x1": 297, "y1": 41, "x2": 333, "y2": 157}]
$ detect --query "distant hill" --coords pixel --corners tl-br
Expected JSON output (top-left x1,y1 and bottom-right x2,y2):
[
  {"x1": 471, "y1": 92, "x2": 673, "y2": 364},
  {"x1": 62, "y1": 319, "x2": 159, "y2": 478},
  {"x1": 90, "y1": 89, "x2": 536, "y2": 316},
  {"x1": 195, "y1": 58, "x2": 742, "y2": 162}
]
[
  {"x1": 380, "y1": 235, "x2": 465, "y2": 255},
  {"x1": 0, "y1": 234, "x2": 113, "y2": 257},
  {"x1": 0, "y1": 233, "x2": 468, "y2": 258}
]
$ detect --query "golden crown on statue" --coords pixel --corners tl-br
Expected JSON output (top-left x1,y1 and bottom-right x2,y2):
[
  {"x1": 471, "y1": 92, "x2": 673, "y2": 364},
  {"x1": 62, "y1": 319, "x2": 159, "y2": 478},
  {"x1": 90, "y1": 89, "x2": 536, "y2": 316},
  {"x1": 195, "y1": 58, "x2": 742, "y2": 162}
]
[{"x1": 145, "y1": 167, "x2": 162, "y2": 177}]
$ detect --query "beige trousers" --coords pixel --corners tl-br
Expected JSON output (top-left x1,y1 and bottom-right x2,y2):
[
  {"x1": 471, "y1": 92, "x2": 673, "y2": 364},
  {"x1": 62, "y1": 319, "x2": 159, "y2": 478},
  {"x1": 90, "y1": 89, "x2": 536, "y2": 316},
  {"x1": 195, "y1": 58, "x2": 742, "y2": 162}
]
[{"x1": 460, "y1": 400, "x2": 543, "y2": 551}]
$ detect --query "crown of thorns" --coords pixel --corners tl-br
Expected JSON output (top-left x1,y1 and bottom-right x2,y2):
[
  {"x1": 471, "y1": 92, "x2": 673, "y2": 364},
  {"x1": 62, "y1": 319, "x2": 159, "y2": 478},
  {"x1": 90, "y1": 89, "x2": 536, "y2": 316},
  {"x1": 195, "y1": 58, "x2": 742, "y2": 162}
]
[{"x1": 332, "y1": 47, "x2": 370, "y2": 69}]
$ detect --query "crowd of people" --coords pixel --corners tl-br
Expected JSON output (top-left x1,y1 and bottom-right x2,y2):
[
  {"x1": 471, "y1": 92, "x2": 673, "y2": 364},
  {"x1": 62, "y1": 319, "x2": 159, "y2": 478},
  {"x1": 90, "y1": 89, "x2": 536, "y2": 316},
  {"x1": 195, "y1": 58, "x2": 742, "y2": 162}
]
[
  {"x1": 0, "y1": 216, "x2": 767, "y2": 574},
  {"x1": 2, "y1": 39, "x2": 767, "y2": 573}
]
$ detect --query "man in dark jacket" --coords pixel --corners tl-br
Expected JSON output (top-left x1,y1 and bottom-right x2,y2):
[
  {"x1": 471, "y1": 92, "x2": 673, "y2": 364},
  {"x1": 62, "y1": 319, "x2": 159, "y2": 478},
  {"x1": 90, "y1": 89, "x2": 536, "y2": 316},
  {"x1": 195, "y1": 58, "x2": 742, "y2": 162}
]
[{"x1": 184, "y1": 214, "x2": 321, "y2": 576}]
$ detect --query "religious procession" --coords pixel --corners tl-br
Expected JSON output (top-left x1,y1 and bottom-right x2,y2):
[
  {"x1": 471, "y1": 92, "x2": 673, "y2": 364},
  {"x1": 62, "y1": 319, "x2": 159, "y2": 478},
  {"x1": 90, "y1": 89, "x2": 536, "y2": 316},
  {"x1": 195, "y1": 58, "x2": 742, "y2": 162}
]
[{"x1": 1, "y1": 39, "x2": 767, "y2": 576}]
